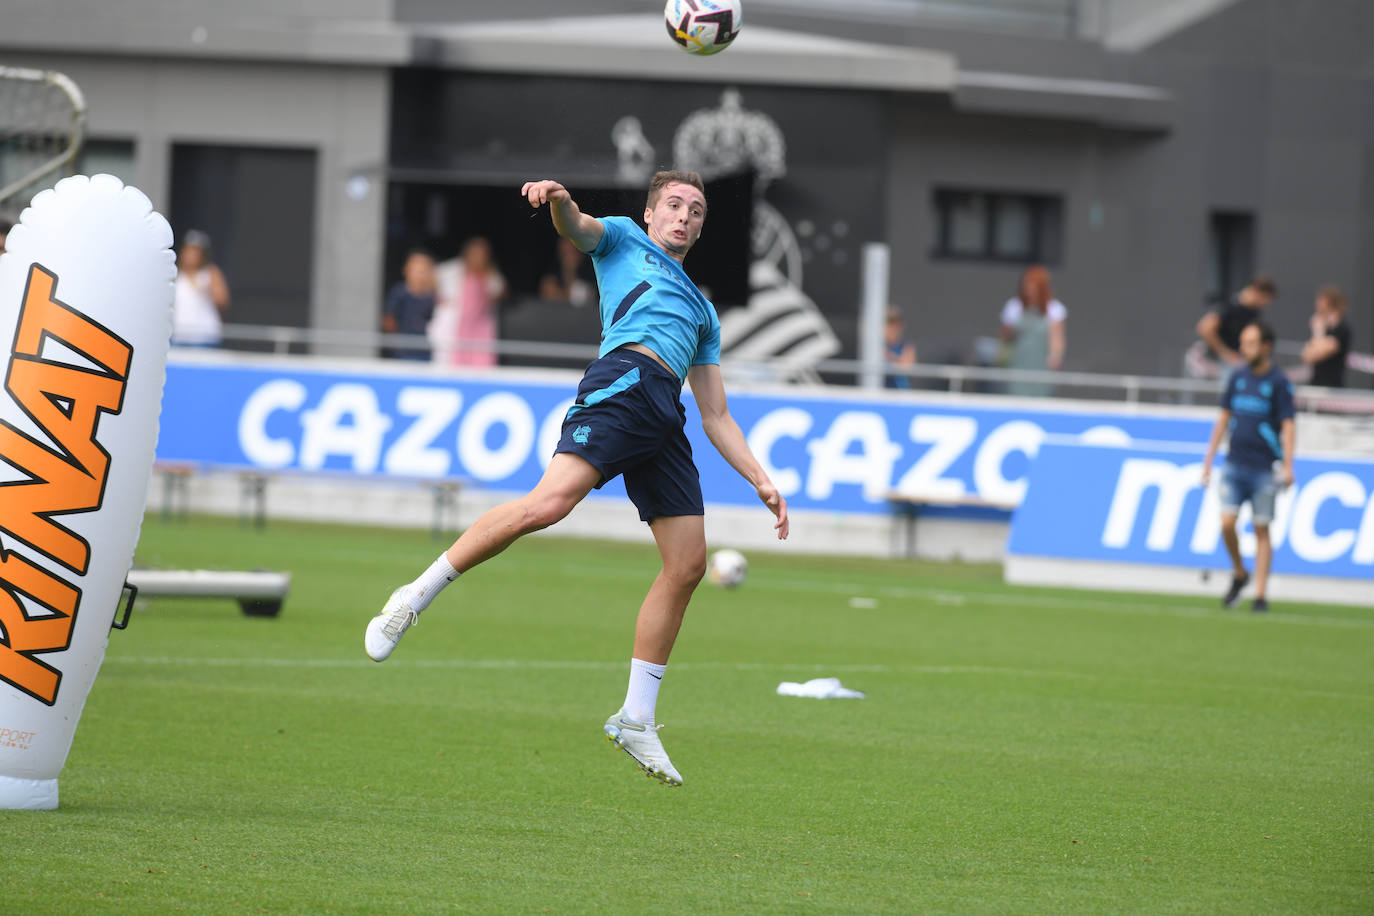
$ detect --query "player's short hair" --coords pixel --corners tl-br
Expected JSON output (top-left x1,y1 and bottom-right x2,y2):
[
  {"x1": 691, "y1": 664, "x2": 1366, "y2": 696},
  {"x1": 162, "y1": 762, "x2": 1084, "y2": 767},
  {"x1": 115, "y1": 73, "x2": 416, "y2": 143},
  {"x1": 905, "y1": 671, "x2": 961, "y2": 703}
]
[
  {"x1": 647, "y1": 170, "x2": 706, "y2": 213},
  {"x1": 1317, "y1": 284, "x2": 1346, "y2": 312},
  {"x1": 1246, "y1": 320, "x2": 1276, "y2": 347},
  {"x1": 1251, "y1": 273, "x2": 1277, "y2": 297}
]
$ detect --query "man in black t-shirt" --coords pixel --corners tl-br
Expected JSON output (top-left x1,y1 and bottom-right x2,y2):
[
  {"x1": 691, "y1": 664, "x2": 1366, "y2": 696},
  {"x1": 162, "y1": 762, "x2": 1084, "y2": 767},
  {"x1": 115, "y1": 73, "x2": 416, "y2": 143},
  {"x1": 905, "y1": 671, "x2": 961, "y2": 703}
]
[
  {"x1": 1196, "y1": 273, "x2": 1277, "y2": 369},
  {"x1": 1300, "y1": 284, "x2": 1351, "y2": 388}
]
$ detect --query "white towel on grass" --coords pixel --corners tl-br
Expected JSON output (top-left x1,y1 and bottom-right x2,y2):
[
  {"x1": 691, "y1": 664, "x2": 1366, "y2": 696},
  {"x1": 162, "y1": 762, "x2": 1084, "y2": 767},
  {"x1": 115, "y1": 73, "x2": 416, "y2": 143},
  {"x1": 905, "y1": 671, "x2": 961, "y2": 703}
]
[{"x1": 776, "y1": 677, "x2": 865, "y2": 699}]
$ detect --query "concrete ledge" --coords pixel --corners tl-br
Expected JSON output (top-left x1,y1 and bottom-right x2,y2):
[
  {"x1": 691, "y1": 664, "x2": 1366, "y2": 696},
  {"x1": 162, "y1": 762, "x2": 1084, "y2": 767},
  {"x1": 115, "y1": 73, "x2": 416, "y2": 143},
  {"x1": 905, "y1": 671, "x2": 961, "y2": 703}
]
[{"x1": 1005, "y1": 555, "x2": 1374, "y2": 607}]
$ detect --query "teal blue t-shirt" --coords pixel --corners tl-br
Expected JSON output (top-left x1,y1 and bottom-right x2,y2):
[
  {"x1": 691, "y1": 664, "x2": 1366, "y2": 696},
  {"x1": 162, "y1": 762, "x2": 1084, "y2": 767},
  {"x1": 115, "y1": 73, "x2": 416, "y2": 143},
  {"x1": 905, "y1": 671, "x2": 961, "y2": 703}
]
[
  {"x1": 590, "y1": 216, "x2": 721, "y2": 380},
  {"x1": 1221, "y1": 364, "x2": 1295, "y2": 469}
]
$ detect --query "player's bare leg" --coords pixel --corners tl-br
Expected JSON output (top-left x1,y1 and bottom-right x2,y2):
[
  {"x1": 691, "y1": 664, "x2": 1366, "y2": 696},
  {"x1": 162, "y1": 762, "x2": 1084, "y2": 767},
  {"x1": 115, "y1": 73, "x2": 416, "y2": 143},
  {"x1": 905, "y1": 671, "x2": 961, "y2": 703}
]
[
  {"x1": 445, "y1": 453, "x2": 602, "y2": 572},
  {"x1": 1219, "y1": 512, "x2": 1250, "y2": 607},
  {"x1": 365, "y1": 454, "x2": 600, "y2": 661},
  {"x1": 1251, "y1": 524, "x2": 1272, "y2": 611},
  {"x1": 634, "y1": 514, "x2": 707, "y2": 663},
  {"x1": 604, "y1": 514, "x2": 706, "y2": 786}
]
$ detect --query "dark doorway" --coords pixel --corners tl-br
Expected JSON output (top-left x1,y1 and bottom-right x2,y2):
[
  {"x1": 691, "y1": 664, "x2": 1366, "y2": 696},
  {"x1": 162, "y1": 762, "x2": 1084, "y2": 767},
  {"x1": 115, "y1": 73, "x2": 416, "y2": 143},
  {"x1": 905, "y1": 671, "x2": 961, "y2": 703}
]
[
  {"x1": 383, "y1": 171, "x2": 754, "y2": 368},
  {"x1": 1207, "y1": 211, "x2": 1255, "y2": 304},
  {"x1": 170, "y1": 143, "x2": 317, "y2": 350}
]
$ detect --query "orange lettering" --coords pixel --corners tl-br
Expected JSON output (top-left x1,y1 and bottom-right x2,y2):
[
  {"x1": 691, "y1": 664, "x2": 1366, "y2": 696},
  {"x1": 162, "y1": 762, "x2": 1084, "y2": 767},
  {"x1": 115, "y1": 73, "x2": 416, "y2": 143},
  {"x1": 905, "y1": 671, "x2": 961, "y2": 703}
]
[
  {"x1": 0, "y1": 264, "x2": 132, "y2": 704},
  {"x1": 0, "y1": 550, "x2": 79, "y2": 705}
]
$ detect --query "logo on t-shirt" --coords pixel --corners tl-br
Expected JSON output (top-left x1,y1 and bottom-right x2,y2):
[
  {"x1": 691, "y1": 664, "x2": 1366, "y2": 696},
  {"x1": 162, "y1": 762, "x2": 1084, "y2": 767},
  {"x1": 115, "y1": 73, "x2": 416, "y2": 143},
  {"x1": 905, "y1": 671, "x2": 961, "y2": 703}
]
[{"x1": 642, "y1": 251, "x2": 676, "y2": 280}]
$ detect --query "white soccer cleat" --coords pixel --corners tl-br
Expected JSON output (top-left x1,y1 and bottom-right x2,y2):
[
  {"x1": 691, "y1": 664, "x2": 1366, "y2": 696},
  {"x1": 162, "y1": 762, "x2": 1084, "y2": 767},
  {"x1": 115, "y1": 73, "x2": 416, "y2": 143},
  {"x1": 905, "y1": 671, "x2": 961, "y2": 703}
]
[
  {"x1": 365, "y1": 587, "x2": 419, "y2": 662},
  {"x1": 604, "y1": 708, "x2": 683, "y2": 787}
]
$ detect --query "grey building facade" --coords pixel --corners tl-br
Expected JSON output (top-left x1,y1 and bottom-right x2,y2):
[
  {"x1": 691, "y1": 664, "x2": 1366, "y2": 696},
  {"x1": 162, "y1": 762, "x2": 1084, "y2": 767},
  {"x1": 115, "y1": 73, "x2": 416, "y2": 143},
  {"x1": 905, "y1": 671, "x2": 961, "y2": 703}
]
[{"x1": 2, "y1": 0, "x2": 1369, "y2": 378}]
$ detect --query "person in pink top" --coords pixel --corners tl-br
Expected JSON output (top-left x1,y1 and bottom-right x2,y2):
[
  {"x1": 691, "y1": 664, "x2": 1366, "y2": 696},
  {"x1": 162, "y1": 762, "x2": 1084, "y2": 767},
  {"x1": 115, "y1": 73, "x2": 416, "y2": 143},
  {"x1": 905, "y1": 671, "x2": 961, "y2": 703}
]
[{"x1": 430, "y1": 236, "x2": 508, "y2": 367}]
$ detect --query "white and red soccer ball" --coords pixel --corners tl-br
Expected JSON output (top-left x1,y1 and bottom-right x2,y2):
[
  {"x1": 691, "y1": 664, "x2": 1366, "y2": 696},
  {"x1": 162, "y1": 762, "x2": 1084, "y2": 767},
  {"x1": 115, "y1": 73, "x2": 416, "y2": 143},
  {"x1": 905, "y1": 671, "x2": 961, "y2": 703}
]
[
  {"x1": 665, "y1": 0, "x2": 743, "y2": 56},
  {"x1": 707, "y1": 548, "x2": 748, "y2": 588}
]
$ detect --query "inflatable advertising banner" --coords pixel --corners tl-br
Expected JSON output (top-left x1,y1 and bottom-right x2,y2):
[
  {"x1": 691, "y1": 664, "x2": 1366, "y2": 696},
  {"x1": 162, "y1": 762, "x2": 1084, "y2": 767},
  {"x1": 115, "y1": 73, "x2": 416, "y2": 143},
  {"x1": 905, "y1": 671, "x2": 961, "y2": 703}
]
[{"x1": 0, "y1": 176, "x2": 175, "y2": 809}]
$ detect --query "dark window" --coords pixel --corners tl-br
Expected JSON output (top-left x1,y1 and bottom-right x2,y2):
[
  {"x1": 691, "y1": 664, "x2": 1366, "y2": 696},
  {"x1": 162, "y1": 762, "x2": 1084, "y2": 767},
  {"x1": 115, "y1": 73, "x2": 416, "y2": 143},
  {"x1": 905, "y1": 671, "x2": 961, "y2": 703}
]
[
  {"x1": 1207, "y1": 211, "x2": 1255, "y2": 303},
  {"x1": 932, "y1": 189, "x2": 1063, "y2": 264},
  {"x1": 79, "y1": 138, "x2": 136, "y2": 186}
]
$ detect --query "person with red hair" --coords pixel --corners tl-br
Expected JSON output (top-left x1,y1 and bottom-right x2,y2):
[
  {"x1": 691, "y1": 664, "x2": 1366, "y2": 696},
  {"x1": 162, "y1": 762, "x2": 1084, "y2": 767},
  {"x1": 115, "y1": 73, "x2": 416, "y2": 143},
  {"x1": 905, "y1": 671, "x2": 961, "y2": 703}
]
[{"x1": 999, "y1": 265, "x2": 1066, "y2": 397}]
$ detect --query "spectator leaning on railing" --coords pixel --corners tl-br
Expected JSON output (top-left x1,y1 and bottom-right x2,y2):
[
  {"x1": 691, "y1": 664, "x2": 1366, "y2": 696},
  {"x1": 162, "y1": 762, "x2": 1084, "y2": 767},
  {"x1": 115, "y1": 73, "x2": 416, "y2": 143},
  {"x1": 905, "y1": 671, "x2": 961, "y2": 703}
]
[
  {"x1": 1196, "y1": 272, "x2": 1276, "y2": 370},
  {"x1": 999, "y1": 265, "x2": 1066, "y2": 397},
  {"x1": 381, "y1": 247, "x2": 437, "y2": 361},
  {"x1": 1300, "y1": 284, "x2": 1351, "y2": 388}
]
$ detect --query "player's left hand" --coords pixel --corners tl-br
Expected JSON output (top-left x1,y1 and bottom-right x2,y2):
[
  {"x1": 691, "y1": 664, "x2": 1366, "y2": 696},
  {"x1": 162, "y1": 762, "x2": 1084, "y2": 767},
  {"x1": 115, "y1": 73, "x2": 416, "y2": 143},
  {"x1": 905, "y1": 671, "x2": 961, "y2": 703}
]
[
  {"x1": 758, "y1": 482, "x2": 789, "y2": 540},
  {"x1": 1276, "y1": 466, "x2": 1295, "y2": 489}
]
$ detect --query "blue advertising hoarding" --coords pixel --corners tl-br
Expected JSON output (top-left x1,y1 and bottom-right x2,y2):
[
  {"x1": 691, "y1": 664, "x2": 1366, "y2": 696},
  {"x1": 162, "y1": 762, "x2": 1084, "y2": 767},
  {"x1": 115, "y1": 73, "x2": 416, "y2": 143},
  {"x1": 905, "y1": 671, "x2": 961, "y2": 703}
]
[
  {"x1": 155, "y1": 356, "x2": 1216, "y2": 516},
  {"x1": 1008, "y1": 441, "x2": 1374, "y2": 581}
]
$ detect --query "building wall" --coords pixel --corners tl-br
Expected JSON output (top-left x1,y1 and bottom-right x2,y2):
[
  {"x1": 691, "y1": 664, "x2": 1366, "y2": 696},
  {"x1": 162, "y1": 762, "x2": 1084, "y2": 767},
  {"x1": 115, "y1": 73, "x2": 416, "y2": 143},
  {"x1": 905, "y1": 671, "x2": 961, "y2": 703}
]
[
  {"x1": 4, "y1": 0, "x2": 1369, "y2": 379},
  {"x1": 0, "y1": 51, "x2": 391, "y2": 343},
  {"x1": 883, "y1": 0, "x2": 1373, "y2": 377},
  {"x1": 1140, "y1": 0, "x2": 1374, "y2": 361}
]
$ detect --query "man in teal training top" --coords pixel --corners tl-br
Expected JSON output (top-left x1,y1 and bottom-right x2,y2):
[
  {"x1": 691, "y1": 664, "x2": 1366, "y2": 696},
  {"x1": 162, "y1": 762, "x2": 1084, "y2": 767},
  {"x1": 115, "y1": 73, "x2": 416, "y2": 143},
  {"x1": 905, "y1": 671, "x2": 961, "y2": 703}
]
[{"x1": 365, "y1": 172, "x2": 790, "y2": 786}]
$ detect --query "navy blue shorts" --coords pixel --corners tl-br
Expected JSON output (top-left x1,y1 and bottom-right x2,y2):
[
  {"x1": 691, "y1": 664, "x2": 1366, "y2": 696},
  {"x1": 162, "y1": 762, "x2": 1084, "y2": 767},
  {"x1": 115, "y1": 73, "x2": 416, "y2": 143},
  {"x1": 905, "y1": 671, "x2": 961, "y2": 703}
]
[{"x1": 555, "y1": 348, "x2": 704, "y2": 523}]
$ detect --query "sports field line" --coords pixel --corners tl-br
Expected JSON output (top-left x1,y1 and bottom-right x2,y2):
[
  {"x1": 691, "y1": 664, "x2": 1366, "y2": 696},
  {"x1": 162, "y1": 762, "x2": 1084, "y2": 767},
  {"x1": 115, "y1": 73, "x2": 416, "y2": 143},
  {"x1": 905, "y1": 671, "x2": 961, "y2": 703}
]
[
  {"x1": 100, "y1": 656, "x2": 1372, "y2": 704},
  {"x1": 533, "y1": 561, "x2": 1374, "y2": 629},
  {"x1": 773, "y1": 578, "x2": 1374, "y2": 630}
]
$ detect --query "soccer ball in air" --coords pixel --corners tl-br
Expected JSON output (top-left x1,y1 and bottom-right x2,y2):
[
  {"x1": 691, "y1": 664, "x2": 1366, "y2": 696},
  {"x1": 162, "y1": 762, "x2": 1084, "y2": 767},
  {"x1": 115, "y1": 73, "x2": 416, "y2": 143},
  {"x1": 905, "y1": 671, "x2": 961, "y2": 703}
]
[
  {"x1": 707, "y1": 548, "x2": 748, "y2": 588},
  {"x1": 665, "y1": 0, "x2": 743, "y2": 56}
]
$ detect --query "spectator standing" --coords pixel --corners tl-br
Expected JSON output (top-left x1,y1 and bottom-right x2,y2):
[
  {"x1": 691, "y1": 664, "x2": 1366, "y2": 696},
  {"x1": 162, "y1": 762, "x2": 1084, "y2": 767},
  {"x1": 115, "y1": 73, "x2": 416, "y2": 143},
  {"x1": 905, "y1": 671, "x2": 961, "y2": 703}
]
[
  {"x1": 884, "y1": 306, "x2": 917, "y2": 390},
  {"x1": 1000, "y1": 265, "x2": 1066, "y2": 397},
  {"x1": 1196, "y1": 273, "x2": 1276, "y2": 369},
  {"x1": 382, "y1": 248, "x2": 437, "y2": 361},
  {"x1": 431, "y1": 236, "x2": 507, "y2": 368},
  {"x1": 539, "y1": 236, "x2": 596, "y2": 307},
  {"x1": 1300, "y1": 285, "x2": 1351, "y2": 388},
  {"x1": 171, "y1": 230, "x2": 230, "y2": 347}
]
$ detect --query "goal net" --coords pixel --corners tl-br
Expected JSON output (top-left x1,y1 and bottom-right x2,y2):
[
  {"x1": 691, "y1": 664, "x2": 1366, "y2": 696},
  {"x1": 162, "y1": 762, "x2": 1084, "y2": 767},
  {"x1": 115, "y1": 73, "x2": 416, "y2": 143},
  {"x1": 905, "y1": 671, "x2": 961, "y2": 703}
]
[{"x1": 0, "y1": 67, "x2": 87, "y2": 214}]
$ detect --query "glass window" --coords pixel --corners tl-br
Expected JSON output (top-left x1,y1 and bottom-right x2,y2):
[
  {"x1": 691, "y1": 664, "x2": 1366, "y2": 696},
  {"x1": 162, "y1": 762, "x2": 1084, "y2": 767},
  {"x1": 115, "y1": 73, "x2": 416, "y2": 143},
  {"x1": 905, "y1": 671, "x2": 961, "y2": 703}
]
[
  {"x1": 992, "y1": 197, "x2": 1033, "y2": 259},
  {"x1": 947, "y1": 193, "x2": 987, "y2": 255},
  {"x1": 79, "y1": 139, "x2": 137, "y2": 187},
  {"x1": 932, "y1": 188, "x2": 1063, "y2": 264}
]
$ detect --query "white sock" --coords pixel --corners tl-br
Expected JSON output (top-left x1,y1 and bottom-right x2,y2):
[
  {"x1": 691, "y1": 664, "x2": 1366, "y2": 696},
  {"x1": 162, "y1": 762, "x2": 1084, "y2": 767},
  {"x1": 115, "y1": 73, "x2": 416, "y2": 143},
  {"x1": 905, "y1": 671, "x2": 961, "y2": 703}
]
[
  {"x1": 623, "y1": 658, "x2": 666, "y2": 725},
  {"x1": 406, "y1": 553, "x2": 459, "y2": 612}
]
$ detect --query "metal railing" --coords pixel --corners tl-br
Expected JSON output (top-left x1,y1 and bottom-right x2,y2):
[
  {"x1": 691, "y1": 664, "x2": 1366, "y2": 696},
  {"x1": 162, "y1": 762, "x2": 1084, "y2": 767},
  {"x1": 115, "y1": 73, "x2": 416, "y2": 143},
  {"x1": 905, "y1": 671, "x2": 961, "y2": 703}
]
[{"x1": 207, "y1": 322, "x2": 1374, "y2": 415}]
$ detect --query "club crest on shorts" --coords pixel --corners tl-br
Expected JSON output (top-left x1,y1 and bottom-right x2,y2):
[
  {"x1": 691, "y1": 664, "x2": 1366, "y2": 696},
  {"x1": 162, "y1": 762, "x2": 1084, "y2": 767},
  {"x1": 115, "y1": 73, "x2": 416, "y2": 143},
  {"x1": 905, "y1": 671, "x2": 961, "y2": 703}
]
[{"x1": 573, "y1": 425, "x2": 591, "y2": 444}]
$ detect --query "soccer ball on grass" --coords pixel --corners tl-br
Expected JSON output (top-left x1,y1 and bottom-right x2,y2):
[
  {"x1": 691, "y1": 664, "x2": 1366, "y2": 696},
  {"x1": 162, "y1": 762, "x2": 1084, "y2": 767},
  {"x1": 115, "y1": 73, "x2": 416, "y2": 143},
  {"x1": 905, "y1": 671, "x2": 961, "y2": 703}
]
[
  {"x1": 707, "y1": 548, "x2": 748, "y2": 588},
  {"x1": 665, "y1": 0, "x2": 743, "y2": 56}
]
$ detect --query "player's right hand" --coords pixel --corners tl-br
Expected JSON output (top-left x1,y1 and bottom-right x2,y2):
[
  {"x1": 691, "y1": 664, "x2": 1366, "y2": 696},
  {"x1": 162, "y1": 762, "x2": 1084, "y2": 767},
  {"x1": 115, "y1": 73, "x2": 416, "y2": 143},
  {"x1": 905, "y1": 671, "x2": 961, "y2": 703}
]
[
  {"x1": 521, "y1": 180, "x2": 569, "y2": 208},
  {"x1": 757, "y1": 481, "x2": 789, "y2": 540}
]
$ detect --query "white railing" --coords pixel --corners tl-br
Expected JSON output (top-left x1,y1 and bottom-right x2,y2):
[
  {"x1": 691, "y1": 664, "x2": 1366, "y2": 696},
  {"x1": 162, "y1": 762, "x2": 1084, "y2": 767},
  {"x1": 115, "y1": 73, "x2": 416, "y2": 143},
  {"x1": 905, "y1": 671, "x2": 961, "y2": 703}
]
[{"x1": 208, "y1": 322, "x2": 1374, "y2": 414}]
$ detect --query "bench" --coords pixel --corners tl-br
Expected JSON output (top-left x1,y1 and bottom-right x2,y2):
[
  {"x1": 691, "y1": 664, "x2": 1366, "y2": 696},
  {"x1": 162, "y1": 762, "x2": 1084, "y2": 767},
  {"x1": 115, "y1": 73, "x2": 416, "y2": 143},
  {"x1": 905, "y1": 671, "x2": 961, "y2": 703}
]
[
  {"x1": 124, "y1": 569, "x2": 292, "y2": 617},
  {"x1": 885, "y1": 490, "x2": 1017, "y2": 559},
  {"x1": 151, "y1": 463, "x2": 466, "y2": 539},
  {"x1": 234, "y1": 471, "x2": 465, "y2": 538},
  {"x1": 153, "y1": 462, "x2": 197, "y2": 522}
]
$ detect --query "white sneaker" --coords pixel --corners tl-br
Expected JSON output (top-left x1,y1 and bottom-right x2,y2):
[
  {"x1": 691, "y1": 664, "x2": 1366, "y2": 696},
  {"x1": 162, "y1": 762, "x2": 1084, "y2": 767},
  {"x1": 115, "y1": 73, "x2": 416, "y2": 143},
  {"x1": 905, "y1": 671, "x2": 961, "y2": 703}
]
[
  {"x1": 603, "y1": 708, "x2": 683, "y2": 787},
  {"x1": 365, "y1": 587, "x2": 419, "y2": 662}
]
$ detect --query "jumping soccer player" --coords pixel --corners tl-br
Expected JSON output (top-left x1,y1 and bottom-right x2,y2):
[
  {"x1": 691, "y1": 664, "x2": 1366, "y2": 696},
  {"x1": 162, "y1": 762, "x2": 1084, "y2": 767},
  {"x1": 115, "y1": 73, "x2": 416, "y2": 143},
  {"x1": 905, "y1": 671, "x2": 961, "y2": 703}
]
[
  {"x1": 1201, "y1": 320, "x2": 1296, "y2": 612},
  {"x1": 364, "y1": 172, "x2": 789, "y2": 786}
]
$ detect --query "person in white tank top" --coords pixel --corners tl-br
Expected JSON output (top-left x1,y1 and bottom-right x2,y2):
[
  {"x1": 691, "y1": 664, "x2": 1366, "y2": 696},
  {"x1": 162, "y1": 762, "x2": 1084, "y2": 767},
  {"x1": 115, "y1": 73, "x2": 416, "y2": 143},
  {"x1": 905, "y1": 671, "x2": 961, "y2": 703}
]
[{"x1": 172, "y1": 230, "x2": 231, "y2": 346}]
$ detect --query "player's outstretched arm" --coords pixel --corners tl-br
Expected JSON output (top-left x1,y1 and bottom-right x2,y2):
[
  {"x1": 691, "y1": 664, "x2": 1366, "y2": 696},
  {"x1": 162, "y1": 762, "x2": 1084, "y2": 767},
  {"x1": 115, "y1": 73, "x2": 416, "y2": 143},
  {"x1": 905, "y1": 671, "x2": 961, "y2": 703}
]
[
  {"x1": 520, "y1": 179, "x2": 604, "y2": 252},
  {"x1": 688, "y1": 364, "x2": 790, "y2": 540}
]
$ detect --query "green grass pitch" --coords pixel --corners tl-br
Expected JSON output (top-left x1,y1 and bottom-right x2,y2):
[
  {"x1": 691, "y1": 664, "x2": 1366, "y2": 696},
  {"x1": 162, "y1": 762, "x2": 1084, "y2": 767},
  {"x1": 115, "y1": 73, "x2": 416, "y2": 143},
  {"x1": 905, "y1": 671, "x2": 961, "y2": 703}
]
[{"x1": 5, "y1": 514, "x2": 1372, "y2": 913}]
